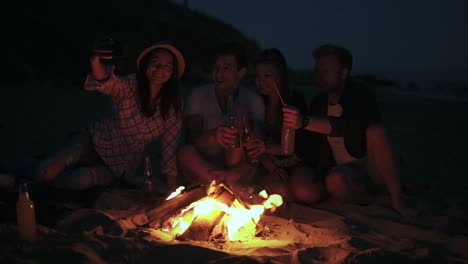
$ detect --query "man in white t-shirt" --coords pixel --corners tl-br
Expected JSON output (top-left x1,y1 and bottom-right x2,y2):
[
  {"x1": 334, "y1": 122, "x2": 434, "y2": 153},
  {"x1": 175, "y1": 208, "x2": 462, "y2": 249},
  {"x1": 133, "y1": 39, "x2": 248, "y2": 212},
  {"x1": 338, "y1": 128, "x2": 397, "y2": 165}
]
[{"x1": 178, "y1": 42, "x2": 265, "y2": 187}]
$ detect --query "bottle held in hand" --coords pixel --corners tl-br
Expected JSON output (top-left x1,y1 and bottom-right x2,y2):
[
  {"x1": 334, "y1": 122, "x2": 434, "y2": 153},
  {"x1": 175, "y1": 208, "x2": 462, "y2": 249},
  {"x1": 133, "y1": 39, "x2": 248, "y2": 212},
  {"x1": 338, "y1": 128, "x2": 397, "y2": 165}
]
[
  {"x1": 242, "y1": 114, "x2": 258, "y2": 164},
  {"x1": 281, "y1": 126, "x2": 295, "y2": 156},
  {"x1": 226, "y1": 95, "x2": 241, "y2": 148}
]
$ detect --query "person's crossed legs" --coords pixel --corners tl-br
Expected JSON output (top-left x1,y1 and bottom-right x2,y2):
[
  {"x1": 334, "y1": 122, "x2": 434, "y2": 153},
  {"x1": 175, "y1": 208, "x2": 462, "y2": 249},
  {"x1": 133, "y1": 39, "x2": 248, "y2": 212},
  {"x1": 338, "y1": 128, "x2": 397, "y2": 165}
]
[
  {"x1": 33, "y1": 129, "x2": 116, "y2": 190},
  {"x1": 289, "y1": 165, "x2": 326, "y2": 204},
  {"x1": 54, "y1": 166, "x2": 114, "y2": 190},
  {"x1": 324, "y1": 162, "x2": 373, "y2": 205}
]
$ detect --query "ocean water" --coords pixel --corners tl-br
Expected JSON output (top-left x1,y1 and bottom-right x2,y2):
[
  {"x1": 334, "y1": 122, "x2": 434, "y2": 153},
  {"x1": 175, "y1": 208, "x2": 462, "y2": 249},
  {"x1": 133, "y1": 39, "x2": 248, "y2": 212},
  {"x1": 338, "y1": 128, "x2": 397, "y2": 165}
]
[{"x1": 352, "y1": 71, "x2": 468, "y2": 101}]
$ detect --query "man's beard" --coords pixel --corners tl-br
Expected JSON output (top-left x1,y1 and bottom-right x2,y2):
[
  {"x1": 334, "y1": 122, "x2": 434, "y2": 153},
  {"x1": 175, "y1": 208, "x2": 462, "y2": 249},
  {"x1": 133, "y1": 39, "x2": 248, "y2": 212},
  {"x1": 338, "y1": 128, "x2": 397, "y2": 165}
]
[{"x1": 318, "y1": 82, "x2": 340, "y2": 94}]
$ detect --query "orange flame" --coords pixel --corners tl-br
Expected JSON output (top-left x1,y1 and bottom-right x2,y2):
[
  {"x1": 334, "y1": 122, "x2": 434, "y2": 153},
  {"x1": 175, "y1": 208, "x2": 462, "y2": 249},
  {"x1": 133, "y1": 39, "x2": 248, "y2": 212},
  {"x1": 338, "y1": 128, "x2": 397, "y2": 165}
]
[{"x1": 163, "y1": 188, "x2": 283, "y2": 241}]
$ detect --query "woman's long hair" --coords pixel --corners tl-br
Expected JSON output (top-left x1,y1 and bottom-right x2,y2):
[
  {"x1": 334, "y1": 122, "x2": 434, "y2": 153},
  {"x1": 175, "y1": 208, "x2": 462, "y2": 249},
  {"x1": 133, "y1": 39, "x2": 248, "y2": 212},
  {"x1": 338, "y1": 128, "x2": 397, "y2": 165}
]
[
  {"x1": 255, "y1": 48, "x2": 290, "y2": 141},
  {"x1": 254, "y1": 48, "x2": 290, "y2": 104},
  {"x1": 136, "y1": 49, "x2": 182, "y2": 120}
]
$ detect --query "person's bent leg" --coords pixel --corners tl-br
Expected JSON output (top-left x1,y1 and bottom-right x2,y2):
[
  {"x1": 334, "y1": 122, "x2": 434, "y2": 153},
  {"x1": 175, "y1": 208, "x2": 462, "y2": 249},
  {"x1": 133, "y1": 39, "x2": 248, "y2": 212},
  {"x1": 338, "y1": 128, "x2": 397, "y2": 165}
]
[
  {"x1": 261, "y1": 179, "x2": 293, "y2": 218},
  {"x1": 263, "y1": 178, "x2": 293, "y2": 203},
  {"x1": 33, "y1": 130, "x2": 91, "y2": 182},
  {"x1": 366, "y1": 125, "x2": 402, "y2": 202},
  {"x1": 54, "y1": 166, "x2": 114, "y2": 190},
  {"x1": 366, "y1": 125, "x2": 416, "y2": 217},
  {"x1": 324, "y1": 163, "x2": 372, "y2": 205},
  {"x1": 177, "y1": 145, "x2": 222, "y2": 185},
  {"x1": 289, "y1": 165, "x2": 326, "y2": 204}
]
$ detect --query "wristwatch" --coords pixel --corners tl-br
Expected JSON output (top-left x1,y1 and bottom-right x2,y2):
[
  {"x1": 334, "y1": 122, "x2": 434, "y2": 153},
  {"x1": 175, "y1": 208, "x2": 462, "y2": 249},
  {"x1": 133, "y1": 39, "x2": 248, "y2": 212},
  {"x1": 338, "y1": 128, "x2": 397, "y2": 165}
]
[{"x1": 301, "y1": 115, "x2": 310, "y2": 128}]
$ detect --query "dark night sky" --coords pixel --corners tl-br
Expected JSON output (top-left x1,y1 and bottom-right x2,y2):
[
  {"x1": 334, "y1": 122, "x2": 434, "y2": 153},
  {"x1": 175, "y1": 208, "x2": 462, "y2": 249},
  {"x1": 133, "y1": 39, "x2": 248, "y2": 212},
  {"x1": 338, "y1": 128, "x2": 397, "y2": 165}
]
[{"x1": 182, "y1": 0, "x2": 468, "y2": 82}]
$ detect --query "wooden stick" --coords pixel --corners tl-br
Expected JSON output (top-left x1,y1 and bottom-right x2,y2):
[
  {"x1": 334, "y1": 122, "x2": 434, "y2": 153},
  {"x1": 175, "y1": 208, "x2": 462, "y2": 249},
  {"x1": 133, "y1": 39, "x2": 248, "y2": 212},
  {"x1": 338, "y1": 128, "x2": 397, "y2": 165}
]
[
  {"x1": 146, "y1": 186, "x2": 207, "y2": 228},
  {"x1": 272, "y1": 82, "x2": 286, "y2": 106}
]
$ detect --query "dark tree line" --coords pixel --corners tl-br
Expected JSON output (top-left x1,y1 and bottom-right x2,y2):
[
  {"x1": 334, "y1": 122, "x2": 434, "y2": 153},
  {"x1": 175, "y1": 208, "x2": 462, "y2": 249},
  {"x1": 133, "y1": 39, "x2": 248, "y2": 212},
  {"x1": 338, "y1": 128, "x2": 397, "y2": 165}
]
[{"x1": 5, "y1": 0, "x2": 260, "y2": 87}]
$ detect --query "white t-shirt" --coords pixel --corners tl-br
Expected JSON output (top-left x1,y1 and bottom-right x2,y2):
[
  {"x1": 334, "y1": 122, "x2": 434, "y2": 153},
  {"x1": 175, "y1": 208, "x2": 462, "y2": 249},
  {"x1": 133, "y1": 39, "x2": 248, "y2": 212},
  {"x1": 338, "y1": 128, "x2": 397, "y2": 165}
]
[
  {"x1": 184, "y1": 84, "x2": 265, "y2": 130},
  {"x1": 184, "y1": 84, "x2": 265, "y2": 162}
]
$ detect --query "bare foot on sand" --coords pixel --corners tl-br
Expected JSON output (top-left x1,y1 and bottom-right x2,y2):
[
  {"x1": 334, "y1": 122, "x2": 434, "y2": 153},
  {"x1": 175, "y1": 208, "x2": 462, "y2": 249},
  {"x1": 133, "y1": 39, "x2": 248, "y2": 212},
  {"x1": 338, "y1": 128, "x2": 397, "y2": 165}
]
[{"x1": 392, "y1": 200, "x2": 421, "y2": 219}]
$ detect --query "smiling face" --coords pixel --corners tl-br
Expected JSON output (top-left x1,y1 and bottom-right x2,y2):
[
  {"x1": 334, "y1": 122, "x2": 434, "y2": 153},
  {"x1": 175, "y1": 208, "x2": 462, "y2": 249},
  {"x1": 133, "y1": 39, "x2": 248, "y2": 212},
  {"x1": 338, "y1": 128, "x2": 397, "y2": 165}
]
[
  {"x1": 145, "y1": 49, "x2": 175, "y2": 86},
  {"x1": 212, "y1": 54, "x2": 246, "y2": 95},
  {"x1": 255, "y1": 62, "x2": 282, "y2": 96}
]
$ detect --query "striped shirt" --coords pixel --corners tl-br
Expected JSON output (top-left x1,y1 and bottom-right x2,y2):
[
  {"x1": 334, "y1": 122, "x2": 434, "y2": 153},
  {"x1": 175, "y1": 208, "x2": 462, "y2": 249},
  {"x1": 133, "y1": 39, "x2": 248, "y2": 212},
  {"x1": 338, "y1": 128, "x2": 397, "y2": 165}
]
[{"x1": 84, "y1": 73, "x2": 182, "y2": 180}]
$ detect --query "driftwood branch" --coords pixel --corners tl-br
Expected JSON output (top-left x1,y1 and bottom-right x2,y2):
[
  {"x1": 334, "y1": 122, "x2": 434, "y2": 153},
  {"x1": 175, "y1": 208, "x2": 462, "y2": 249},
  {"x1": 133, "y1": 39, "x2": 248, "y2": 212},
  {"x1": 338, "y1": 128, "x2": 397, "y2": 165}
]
[{"x1": 146, "y1": 185, "x2": 207, "y2": 228}]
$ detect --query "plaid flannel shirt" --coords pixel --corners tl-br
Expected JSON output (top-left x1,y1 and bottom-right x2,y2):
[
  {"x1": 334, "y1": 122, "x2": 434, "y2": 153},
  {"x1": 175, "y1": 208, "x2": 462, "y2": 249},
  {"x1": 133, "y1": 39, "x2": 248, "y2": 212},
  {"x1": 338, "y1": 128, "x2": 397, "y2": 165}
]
[{"x1": 84, "y1": 73, "x2": 182, "y2": 180}]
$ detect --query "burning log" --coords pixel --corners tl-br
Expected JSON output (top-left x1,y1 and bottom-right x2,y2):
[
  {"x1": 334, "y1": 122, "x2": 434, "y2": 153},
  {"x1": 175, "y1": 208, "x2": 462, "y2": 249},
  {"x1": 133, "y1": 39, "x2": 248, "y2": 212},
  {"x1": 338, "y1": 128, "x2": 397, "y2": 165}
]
[
  {"x1": 145, "y1": 181, "x2": 284, "y2": 242},
  {"x1": 146, "y1": 185, "x2": 207, "y2": 229},
  {"x1": 176, "y1": 183, "x2": 237, "y2": 241}
]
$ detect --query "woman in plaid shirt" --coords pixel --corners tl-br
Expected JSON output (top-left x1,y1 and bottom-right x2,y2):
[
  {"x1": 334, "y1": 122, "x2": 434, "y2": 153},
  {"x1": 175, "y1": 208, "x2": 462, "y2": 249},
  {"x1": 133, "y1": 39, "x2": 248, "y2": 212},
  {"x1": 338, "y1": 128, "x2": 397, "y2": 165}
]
[{"x1": 34, "y1": 42, "x2": 185, "y2": 192}]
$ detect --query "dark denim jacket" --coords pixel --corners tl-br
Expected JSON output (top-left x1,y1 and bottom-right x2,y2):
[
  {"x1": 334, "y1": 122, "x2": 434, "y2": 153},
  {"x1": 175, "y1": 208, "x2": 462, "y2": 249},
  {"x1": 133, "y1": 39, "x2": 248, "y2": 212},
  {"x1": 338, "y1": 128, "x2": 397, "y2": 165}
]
[{"x1": 296, "y1": 81, "x2": 382, "y2": 177}]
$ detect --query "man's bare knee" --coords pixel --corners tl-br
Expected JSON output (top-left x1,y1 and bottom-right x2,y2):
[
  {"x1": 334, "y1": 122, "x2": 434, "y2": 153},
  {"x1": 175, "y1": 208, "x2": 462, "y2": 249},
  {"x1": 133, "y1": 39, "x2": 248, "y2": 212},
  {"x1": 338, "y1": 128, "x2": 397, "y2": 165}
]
[
  {"x1": 267, "y1": 182, "x2": 293, "y2": 202},
  {"x1": 290, "y1": 166, "x2": 324, "y2": 204},
  {"x1": 326, "y1": 165, "x2": 372, "y2": 204},
  {"x1": 293, "y1": 182, "x2": 324, "y2": 204},
  {"x1": 325, "y1": 170, "x2": 348, "y2": 199}
]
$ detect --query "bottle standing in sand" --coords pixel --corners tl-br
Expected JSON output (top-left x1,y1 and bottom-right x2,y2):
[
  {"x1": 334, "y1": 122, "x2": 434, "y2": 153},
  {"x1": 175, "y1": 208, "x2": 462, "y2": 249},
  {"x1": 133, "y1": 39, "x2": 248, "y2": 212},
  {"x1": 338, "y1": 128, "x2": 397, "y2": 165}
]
[
  {"x1": 16, "y1": 183, "x2": 37, "y2": 241},
  {"x1": 280, "y1": 125, "x2": 295, "y2": 156},
  {"x1": 143, "y1": 156, "x2": 156, "y2": 206},
  {"x1": 226, "y1": 95, "x2": 241, "y2": 148}
]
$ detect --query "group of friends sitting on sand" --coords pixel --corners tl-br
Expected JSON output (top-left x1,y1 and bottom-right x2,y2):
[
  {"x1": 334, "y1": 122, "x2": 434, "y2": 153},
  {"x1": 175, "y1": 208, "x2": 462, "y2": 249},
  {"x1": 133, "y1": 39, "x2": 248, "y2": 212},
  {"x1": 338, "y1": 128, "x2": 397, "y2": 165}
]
[{"x1": 21, "y1": 40, "x2": 414, "y2": 217}]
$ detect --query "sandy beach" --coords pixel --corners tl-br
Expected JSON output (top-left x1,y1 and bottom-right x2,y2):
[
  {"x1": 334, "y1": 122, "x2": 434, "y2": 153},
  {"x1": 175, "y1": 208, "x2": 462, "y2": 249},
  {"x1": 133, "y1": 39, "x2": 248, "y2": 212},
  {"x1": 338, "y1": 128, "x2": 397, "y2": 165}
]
[
  {"x1": 0, "y1": 188, "x2": 466, "y2": 263},
  {"x1": 1, "y1": 83, "x2": 467, "y2": 263}
]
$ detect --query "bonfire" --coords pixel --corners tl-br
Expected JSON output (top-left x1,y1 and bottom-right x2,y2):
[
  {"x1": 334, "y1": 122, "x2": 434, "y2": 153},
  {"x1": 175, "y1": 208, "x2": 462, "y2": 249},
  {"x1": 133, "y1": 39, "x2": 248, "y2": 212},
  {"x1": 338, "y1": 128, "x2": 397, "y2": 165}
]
[{"x1": 146, "y1": 181, "x2": 283, "y2": 242}]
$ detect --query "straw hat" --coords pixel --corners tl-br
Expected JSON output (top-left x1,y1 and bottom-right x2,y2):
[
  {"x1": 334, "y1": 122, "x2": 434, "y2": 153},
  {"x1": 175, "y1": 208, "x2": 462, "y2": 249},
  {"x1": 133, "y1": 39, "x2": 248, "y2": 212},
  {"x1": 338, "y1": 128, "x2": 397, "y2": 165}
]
[{"x1": 136, "y1": 42, "x2": 185, "y2": 79}]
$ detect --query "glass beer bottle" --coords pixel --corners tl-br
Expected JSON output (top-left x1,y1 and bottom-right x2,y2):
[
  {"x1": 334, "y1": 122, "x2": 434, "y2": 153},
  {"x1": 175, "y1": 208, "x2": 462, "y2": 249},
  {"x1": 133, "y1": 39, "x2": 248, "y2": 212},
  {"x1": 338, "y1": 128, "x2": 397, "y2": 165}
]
[
  {"x1": 142, "y1": 156, "x2": 156, "y2": 206},
  {"x1": 226, "y1": 95, "x2": 241, "y2": 148},
  {"x1": 281, "y1": 125, "x2": 295, "y2": 156},
  {"x1": 242, "y1": 114, "x2": 258, "y2": 164},
  {"x1": 16, "y1": 182, "x2": 37, "y2": 241}
]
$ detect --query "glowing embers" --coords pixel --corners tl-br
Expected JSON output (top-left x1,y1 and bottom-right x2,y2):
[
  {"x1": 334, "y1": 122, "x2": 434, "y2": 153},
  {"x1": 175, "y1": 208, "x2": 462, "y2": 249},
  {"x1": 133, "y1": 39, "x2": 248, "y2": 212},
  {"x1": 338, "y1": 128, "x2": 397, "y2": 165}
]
[{"x1": 160, "y1": 181, "x2": 283, "y2": 241}]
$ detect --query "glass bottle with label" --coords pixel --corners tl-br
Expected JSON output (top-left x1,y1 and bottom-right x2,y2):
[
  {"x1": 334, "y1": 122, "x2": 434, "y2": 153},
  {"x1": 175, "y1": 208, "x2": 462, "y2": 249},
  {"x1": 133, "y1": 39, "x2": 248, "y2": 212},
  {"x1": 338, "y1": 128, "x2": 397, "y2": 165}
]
[{"x1": 16, "y1": 182, "x2": 37, "y2": 241}]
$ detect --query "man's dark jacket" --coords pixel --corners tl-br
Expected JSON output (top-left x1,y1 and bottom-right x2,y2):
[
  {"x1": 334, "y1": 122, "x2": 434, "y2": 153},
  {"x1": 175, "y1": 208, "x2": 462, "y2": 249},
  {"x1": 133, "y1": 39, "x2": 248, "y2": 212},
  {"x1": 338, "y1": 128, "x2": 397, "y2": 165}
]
[{"x1": 295, "y1": 81, "x2": 382, "y2": 177}]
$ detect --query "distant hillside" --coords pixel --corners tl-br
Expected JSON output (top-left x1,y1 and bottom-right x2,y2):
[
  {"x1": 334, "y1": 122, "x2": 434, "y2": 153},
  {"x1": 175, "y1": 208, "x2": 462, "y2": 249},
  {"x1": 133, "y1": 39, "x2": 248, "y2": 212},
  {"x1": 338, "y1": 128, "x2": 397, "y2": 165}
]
[{"x1": 5, "y1": 0, "x2": 260, "y2": 87}]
